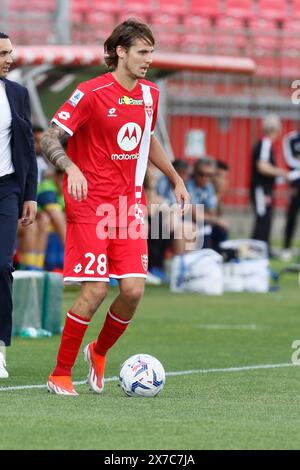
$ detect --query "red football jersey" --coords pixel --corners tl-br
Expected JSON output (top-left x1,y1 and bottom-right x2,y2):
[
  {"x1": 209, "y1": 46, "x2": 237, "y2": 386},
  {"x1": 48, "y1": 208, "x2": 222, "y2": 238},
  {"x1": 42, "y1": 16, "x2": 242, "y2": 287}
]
[{"x1": 52, "y1": 72, "x2": 159, "y2": 226}]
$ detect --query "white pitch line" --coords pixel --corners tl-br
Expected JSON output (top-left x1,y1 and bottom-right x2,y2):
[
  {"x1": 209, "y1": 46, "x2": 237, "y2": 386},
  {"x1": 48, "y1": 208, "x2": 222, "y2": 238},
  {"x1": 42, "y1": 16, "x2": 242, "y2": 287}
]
[
  {"x1": 195, "y1": 324, "x2": 258, "y2": 330},
  {"x1": 0, "y1": 363, "x2": 298, "y2": 392}
]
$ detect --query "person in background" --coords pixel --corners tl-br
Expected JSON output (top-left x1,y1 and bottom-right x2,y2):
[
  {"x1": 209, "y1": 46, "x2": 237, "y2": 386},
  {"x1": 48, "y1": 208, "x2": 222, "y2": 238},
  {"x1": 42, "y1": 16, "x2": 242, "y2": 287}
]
[
  {"x1": 281, "y1": 125, "x2": 300, "y2": 261},
  {"x1": 156, "y1": 159, "x2": 191, "y2": 205},
  {"x1": 33, "y1": 125, "x2": 54, "y2": 184},
  {"x1": 145, "y1": 163, "x2": 196, "y2": 280},
  {"x1": 187, "y1": 157, "x2": 228, "y2": 251},
  {"x1": 17, "y1": 125, "x2": 52, "y2": 271},
  {"x1": 213, "y1": 160, "x2": 230, "y2": 217},
  {"x1": 0, "y1": 33, "x2": 37, "y2": 378},
  {"x1": 211, "y1": 160, "x2": 230, "y2": 252},
  {"x1": 250, "y1": 114, "x2": 288, "y2": 252},
  {"x1": 37, "y1": 168, "x2": 66, "y2": 271}
]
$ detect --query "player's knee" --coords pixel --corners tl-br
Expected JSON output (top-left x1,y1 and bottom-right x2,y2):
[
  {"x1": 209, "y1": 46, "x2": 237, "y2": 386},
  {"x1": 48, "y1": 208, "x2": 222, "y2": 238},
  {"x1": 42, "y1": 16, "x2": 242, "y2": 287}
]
[
  {"x1": 81, "y1": 283, "x2": 108, "y2": 314},
  {"x1": 120, "y1": 283, "x2": 145, "y2": 306}
]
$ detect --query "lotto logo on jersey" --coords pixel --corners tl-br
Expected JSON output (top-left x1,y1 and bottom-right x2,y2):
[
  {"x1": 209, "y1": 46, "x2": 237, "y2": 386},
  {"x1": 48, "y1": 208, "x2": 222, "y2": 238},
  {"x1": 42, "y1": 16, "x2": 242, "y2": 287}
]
[
  {"x1": 117, "y1": 123, "x2": 142, "y2": 151},
  {"x1": 58, "y1": 111, "x2": 70, "y2": 120},
  {"x1": 68, "y1": 89, "x2": 85, "y2": 107}
]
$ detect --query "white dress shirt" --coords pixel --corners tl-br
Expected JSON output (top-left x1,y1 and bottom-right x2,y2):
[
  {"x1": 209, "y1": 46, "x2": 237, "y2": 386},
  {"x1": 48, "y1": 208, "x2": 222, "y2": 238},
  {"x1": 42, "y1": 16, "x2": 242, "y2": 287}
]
[{"x1": 0, "y1": 80, "x2": 14, "y2": 176}]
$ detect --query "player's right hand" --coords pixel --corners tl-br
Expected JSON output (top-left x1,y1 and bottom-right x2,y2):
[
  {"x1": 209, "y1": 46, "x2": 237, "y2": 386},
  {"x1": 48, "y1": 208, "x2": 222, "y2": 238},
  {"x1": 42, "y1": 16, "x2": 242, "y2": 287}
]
[{"x1": 66, "y1": 163, "x2": 88, "y2": 201}]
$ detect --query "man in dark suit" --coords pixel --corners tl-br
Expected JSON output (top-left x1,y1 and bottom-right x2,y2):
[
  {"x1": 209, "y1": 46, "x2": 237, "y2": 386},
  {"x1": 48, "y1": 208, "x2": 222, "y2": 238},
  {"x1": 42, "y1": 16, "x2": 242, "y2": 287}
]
[{"x1": 0, "y1": 32, "x2": 37, "y2": 378}]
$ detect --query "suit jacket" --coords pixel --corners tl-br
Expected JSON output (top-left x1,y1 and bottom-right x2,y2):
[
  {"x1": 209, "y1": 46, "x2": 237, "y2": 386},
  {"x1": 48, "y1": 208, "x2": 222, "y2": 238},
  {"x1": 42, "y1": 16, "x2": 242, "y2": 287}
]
[{"x1": 3, "y1": 78, "x2": 37, "y2": 216}]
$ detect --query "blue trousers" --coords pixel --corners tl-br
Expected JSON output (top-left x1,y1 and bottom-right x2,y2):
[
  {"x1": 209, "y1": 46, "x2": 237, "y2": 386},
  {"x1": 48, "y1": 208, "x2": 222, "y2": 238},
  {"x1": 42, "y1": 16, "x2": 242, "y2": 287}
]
[{"x1": 0, "y1": 174, "x2": 20, "y2": 346}]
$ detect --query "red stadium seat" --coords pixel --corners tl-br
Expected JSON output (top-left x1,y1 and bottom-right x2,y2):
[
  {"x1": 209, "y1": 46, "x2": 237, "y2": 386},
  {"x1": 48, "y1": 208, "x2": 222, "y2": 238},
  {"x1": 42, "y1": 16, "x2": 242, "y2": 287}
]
[
  {"x1": 117, "y1": 0, "x2": 155, "y2": 21},
  {"x1": 249, "y1": 19, "x2": 279, "y2": 57},
  {"x1": 152, "y1": 12, "x2": 180, "y2": 30},
  {"x1": 71, "y1": 10, "x2": 84, "y2": 23},
  {"x1": 215, "y1": 16, "x2": 247, "y2": 49},
  {"x1": 281, "y1": 36, "x2": 300, "y2": 51},
  {"x1": 155, "y1": 0, "x2": 187, "y2": 15},
  {"x1": 280, "y1": 37, "x2": 300, "y2": 78},
  {"x1": 9, "y1": 0, "x2": 56, "y2": 12},
  {"x1": 181, "y1": 33, "x2": 216, "y2": 54},
  {"x1": 86, "y1": 10, "x2": 116, "y2": 28},
  {"x1": 216, "y1": 16, "x2": 245, "y2": 31},
  {"x1": 118, "y1": 10, "x2": 150, "y2": 23},
  {"x1": 190, "y1": 0, "x2": 221, "y2": 18},
  {"x1": 225, "y1": 0, "x2": 254, "y2": 19},
  {"x1": 155, "y1": 32, "x2": 181, "y2": 51},
  {"x1": 249, "y1": 17, "x2": 278, "y2": 34},
  {"x1": 21, "y1": 0, "x2": 56, "y2": 12},
  {"x1": 282, "y1": 19, "x2": 300, "y2": 34},
  {"x1": 253, "y1": 46, "x2": 279, "y2": 77},
  {"x1": 71, "y1": 0, "x2": 89, "y2": 13},
  {"x1": 253, "y1": 35, "x2": 278, "y2": 49},
  {"x1": 258, "y1": 0, "x2": 287, "y2": 20},
  {"x1": 183, "y1": 15, "x2": 212, "y2": 31},
  {"x1": 88, "y1": 0, "x2": 122, "y2": 14},
  {"x1": 281, "y1": 21, "x2": 300, "y2": 59},
  {"x1": 290, "y1": 0, "x2": 300, "y2": 20},
  {"x1": 123, "y1": 0, "x2": 154, "y2": 11},
  {"x1": 7, "y1": 0, "x2": 24, "y2": 9}
]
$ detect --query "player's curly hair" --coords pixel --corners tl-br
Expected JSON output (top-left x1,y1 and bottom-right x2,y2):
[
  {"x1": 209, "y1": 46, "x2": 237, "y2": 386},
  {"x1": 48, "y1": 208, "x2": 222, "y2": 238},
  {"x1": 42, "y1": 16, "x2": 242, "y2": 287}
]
[{"x1": 104, "y1": 19, "x2": 155, "y2": 70}]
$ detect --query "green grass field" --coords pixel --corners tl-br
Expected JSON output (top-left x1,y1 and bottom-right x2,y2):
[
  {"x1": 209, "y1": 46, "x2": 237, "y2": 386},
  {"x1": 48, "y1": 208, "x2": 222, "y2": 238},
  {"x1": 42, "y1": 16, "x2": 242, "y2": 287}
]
[{"x1": 1, "y1": 266, "x2": 300, "y2": 450}]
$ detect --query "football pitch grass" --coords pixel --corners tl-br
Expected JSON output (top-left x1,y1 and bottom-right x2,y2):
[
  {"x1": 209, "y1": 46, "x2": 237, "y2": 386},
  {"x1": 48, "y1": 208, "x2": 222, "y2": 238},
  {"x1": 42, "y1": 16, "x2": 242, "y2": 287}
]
[{"x1": 1, "y1": 268, "x2": 300, "y2": 450}]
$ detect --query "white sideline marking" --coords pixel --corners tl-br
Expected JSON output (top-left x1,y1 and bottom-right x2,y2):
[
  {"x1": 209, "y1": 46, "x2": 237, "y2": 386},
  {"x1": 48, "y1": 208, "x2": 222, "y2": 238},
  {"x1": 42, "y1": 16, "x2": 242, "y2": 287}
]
[
  {"x1": 195, "y1": 324, "x2": 258, "y2": 330},
  {"x1": 0, "y1": 363, "x2": 298, "y2": 392}
]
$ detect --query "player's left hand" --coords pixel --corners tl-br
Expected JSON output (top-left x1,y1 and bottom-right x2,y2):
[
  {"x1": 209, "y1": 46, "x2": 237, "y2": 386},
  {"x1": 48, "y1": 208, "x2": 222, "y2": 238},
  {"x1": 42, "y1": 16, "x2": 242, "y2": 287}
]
[
  {"x1": 21, "y1": 201, "x2": 37, "y2": 226},
  {"x1": 174, "y1": 179, "x2": 190, "y2": 215}
]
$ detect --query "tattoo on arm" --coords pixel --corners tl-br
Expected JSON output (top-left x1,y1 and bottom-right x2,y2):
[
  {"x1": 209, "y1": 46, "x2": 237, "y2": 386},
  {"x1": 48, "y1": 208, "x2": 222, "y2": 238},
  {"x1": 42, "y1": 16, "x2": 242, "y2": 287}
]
[{"x1": 41, "y1": 123, "x2": 73, "y2": 171}]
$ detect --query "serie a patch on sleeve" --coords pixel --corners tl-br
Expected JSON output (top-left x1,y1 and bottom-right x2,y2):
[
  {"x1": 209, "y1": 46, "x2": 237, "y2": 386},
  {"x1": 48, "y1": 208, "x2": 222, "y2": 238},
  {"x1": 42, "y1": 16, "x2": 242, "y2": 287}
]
[{"x1": 68, "y1": 89, "x2": 85, "y2": 107}]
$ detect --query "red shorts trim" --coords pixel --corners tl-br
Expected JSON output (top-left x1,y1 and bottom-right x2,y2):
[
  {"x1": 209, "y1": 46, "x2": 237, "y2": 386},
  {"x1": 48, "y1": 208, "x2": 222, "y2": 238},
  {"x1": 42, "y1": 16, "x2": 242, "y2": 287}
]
[{"x1": 63, "y1": 223, "x2": 148, "y2": 283}]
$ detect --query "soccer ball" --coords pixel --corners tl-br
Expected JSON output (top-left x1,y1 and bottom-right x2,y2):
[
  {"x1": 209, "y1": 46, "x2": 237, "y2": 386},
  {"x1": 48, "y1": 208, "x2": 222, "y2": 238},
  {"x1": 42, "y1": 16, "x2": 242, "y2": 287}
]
[{"x1": 119, "y1": 354, "x2": 166, "y2": 397}]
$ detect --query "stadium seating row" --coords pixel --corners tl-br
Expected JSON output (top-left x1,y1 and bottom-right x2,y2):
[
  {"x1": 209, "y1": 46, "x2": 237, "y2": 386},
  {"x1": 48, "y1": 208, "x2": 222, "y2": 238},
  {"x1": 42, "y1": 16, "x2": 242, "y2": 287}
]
[
  {"x1": 5, "y1": 0, "x2": 300, "y2": 78},
  {"x1": 72, "y1": 0, "x2": 300, "y2": 21},
  {"x1": 7, "y1": 0, "x2": 300, "y2": 20}
]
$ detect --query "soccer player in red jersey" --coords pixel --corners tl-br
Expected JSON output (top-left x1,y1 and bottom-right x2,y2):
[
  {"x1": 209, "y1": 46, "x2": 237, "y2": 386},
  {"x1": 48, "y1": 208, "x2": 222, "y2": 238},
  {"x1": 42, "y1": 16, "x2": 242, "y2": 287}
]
[{"x1": 41, "y1": 19, "x2": 189, "y2": 396}]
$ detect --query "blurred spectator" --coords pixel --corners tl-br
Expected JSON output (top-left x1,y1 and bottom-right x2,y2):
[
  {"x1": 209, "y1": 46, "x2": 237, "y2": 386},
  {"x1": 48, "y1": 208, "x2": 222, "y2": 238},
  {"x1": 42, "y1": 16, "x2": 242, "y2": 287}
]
[
  {"x1": 145, "y1": 164, "x2": 197, "y2": 280},
  {"x1": 17, "y1": 210, "x2": 49, "y2": 270},
  {"x1": 37, "y1": 169, "x2": 65, "y2": 244},
  {"x1": 187, "y1": 158, "x2": 228, "y2": 251},
  {"x1": 37, "y1": 169, "x2": 66, "y2": 271},
  {"x1": 281, "y1": 125, "x2": 300, "y2": 261},
  {"x1": 250, "y1": 114, "x2": 288, "y2": 251},
  {"x1": 213, "y1": 160, "x2": 230, "y2": 217},
  {"x1": 17, "y1": 124, "x2": 52, "y2": 270},
  {"x1": 32, "y1": 125, "x2": 54, "y2": 184},
  {"x1": 156, "y1": 159, "x2": 191, "y2": 205}
]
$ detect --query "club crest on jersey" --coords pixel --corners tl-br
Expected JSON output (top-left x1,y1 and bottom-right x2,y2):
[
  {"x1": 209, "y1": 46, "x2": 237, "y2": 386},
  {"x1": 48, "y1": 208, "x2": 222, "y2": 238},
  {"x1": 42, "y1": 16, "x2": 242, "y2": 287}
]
[
  {"x1": 119, "y1": 95, "x2": 144, "y2": 106},
  {"x1": 145, "y1": 103, "x2": 153, "y2": 117},
  {"x1": 68, "y1": 89, "x2": 85, "y2": 107},
  {"x1": 141, "y1": 254, "x2": 148, "y2": 272}
]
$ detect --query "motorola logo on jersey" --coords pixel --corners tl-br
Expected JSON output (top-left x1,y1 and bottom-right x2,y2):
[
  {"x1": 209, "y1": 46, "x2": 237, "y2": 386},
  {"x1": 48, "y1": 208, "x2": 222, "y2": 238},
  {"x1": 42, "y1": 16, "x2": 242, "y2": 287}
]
[{"x1": 117, "y1": 123, "x2": 142, "y2": 151}]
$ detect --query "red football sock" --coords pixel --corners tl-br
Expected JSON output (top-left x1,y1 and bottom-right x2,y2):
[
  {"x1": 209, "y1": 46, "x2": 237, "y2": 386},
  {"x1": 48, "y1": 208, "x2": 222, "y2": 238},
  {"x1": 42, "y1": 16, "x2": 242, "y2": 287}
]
[
  {"x1": 94, "y1": 309, "x2": 131, "y2": 356},
  {"x1": 52, "y1": 311, "x2": 90, "y2": 376}
]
